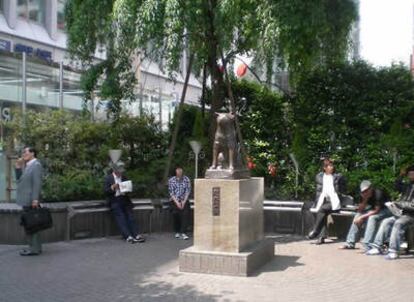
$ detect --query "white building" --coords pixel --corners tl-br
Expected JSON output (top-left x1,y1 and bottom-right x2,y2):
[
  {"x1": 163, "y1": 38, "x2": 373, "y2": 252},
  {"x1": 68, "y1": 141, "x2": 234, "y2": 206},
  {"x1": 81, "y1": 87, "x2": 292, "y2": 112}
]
[{"x1": 0, "y1": 0, "x2": 202, "y2": 202}]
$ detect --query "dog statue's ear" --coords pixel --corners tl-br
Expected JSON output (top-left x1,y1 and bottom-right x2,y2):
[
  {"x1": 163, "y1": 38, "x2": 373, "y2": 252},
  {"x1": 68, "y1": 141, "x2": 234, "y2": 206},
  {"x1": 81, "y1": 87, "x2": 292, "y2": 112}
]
[{"x1": 214, "y1": 112, "x2": 219, "y2": 117}]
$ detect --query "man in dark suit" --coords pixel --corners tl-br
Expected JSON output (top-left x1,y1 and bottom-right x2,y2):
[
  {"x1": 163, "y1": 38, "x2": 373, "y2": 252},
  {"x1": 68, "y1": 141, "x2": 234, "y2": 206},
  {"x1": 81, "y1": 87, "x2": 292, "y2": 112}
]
[
  {"x1": 104, "y1": 162, "x2": 145, "y2": 243},
  {"x1": 15, "y1": 146, "x2": 43, "y2": 256}
]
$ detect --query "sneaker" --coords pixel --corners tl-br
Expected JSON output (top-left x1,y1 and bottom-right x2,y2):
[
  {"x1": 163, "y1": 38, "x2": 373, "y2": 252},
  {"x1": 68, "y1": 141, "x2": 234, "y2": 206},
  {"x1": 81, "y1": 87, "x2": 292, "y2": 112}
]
[
  {"x1": 175, "y1": 233, "x2": 180, "y2": 239},
  {"x1": 384, "y1": 252, "x2": 399, "y2": 260},
  {"x1": 339, "y1": 243, "x2": 355, "y2": 250},
  {"x1": 315, "y1": 237, "x2": 325, "y2": 245},
  {"x1": 361, "y1": 243, "x2": 371, "y2": 253},
  {"x1": 126, "y1": 236, "x2": 136, "y2": 244},
  {"x1": 366, "y1": 247, "x2": 381, "y2": 255},
  {"x1": 306, "y1": 231, "x2": 317, "y2": 240},
  {"x1": 135, "y1": 235, "x2": 145, "y2": 243},
  {"x1": 180, "y1": 233, "x2": 189, "y2": 240}
]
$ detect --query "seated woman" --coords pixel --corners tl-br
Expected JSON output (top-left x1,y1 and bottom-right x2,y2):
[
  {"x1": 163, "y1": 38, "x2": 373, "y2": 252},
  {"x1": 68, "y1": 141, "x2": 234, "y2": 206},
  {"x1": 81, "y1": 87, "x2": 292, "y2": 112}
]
[{"x1": 307, "y1": 158, "x2": 347, "y2": 244}]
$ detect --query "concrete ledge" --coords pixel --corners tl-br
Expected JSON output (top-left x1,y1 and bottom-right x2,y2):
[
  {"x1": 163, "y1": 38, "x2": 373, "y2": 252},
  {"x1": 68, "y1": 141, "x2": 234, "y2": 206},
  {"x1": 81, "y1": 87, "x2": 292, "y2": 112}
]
[
  {"x1": 179, "y1": 239, "x2": 274, "y2": 277},
  {"x1": 0, "y1": 199, "x2": 169, "y2": 244}
]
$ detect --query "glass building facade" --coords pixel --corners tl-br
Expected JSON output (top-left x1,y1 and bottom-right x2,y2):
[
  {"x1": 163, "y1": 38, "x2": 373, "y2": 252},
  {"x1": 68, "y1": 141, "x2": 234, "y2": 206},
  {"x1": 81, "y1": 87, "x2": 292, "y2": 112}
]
[
  {"x1": 0, "y1": 0, "x2": 89, "y2": 202},
  {"x1": 17, "y1": 0, "x2": 46, "y2": 24},
  {"x1": 57, "y1": 0, "x2": 65, "y2": 31},
  {"x1": 0, "y1": 52, "x2": 85, "y2": 202}
]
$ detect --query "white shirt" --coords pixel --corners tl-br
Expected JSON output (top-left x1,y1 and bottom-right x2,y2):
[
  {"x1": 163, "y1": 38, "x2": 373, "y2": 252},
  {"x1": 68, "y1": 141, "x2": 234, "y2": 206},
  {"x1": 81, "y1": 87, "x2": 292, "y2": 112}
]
[
  {"x1": 25, "y1": 158, "x2": 37, "y2": 168},
  {"x1": 315, "y1": 174, "x2": 341, "y2": 212},
  {"x1": 113, "y1": 173, "x2": 122, "y2": 197}
]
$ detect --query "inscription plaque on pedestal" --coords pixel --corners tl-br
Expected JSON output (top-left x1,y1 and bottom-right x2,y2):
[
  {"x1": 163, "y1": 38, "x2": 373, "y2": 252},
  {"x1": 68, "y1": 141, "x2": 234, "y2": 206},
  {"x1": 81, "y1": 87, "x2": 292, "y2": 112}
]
[{"x1": 212, "y1": 187, "x2": 220, "y2": 216}]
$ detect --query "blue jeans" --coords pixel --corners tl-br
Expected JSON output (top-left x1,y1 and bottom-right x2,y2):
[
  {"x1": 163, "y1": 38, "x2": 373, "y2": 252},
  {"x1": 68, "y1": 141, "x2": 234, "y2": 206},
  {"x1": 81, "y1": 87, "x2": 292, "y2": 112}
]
[
  {"x1": 346, "y1": 208, "x2": 391, "y2": 247},
  {"x1": 110, "y1": 201, "x2": 139, "y2": 239},
  {"x1": 388, "y1": 215, "x2": 414, "y2": 253},
  {"x1": 370, "y1": 216, "x2": 397, "y2": 248}
]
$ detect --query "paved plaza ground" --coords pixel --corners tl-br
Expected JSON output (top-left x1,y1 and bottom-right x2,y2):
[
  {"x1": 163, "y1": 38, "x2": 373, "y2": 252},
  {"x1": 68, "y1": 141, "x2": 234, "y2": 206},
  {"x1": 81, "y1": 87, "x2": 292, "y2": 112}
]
[{"x1": 0, "y1": 233, "x2": 413, "y2": 302}]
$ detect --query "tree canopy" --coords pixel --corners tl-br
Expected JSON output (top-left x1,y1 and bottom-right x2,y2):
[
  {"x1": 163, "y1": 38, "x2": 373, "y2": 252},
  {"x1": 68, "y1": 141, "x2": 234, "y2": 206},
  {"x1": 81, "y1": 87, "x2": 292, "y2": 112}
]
[{"x1": 65, "y1": 0, "x2": 358, "y2": 118}]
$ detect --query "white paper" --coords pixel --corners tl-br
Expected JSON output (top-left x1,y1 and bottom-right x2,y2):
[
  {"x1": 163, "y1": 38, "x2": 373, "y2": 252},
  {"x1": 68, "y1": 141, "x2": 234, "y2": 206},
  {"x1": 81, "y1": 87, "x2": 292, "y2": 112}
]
[
  {"x1": 119, "y1": 180, "x2": 133, "y2": 193},
  {"x1": 385, "y1": 201, "x2": 402, "y2": 217}
]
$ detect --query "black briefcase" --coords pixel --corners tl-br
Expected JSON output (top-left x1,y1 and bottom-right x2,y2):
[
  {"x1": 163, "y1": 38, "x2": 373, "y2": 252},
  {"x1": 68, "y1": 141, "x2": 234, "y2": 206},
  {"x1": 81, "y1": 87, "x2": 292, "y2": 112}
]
[{"x1": 20, "y1": 207, "x2": 53, "y2": 234}]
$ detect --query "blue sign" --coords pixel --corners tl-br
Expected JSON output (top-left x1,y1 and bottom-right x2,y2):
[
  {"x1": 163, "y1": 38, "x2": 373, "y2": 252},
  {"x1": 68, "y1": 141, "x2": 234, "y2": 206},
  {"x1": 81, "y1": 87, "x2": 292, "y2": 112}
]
[
  {"x1": 0, "y1": 39, "x2": 11, "y2": 51},
  {"x1": 35, "y1": 48, "x2": 52, "y2": 61},
  {"x1": 14, "y1": 43, "x2": 33, "y2": 55},
  {"x1": 14, "y1": 43, "x2": 52, "y2": 62}
]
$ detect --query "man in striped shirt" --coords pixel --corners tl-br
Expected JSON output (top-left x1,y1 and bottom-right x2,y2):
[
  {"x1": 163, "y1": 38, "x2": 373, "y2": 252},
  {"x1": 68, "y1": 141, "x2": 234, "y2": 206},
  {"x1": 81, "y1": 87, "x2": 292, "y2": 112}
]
[{"x1": 168, "y1": 167, "x2": 191, "y2": 240}]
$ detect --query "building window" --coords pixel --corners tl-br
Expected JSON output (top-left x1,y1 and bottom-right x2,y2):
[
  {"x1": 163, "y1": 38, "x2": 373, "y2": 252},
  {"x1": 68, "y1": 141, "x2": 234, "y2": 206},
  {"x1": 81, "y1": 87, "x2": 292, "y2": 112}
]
[
  {"x1": 0, "y1": 0, "x2": 3, "y2": 12},
  {"x1": 18, "y1": 0, "x2": 46, "y2": 25},
  {"x1": 57, "y1": 0, "x2": 66, "y2": 30}
]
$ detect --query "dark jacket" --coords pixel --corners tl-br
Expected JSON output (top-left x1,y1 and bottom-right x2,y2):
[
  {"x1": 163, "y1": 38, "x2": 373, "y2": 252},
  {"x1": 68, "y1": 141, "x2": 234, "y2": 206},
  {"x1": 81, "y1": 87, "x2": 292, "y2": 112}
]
[
  {"x1": 395, "y1": 177, "x2": 414, "y2": 216},
  {"x1": 314, "y1": 172, "x2": 347, "y2": 204},
  {"x1": 395, "y1": 177, "x2": 414, "y2": 202},
  {"x1": 104, "y1": 174, "x2": 132, "y2": 206}
]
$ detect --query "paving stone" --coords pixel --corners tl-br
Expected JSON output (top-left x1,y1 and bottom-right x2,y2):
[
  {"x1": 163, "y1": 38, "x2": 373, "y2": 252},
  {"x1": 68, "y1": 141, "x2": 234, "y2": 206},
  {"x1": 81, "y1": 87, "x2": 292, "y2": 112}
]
[{"x1": 0, "y1": 234, "x2": 413, "y2": 302}]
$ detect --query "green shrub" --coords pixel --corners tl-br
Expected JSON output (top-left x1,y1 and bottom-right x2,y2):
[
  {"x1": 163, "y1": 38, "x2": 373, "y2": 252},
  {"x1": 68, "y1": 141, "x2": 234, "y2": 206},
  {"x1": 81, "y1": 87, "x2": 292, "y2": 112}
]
[{"x1": 6, "y1": 110, "x2": 169, "y2": 201}]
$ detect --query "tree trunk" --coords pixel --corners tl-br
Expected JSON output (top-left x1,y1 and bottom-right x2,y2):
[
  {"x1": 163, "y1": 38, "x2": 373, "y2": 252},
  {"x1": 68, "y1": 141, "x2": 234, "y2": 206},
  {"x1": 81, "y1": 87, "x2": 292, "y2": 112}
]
[
  {"x1": 205, "y1": 0, "x2": 225, "y2": 141},
  {"x1": 161, "y1": 54, "x2": 194, "y2": 184}
]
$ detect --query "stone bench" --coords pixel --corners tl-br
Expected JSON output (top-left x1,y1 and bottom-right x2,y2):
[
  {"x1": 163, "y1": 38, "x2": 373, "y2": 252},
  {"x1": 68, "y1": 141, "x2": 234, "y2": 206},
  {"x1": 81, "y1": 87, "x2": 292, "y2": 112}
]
[
  {"x1": 406, "y1": 224, "x2": 414, "y2": 252},
  {"x1": 263, "y1": 200, "x2": 305, "y2": 234},
  {"x1": 1, "y1": 199, "x2": 412, "y2": 251},
  {"x1": 0, "y1": 200, "x2": 160, "y2": 244},
  {"x1": 67, "y1": 199, "x2": 160, "y2": 240}
]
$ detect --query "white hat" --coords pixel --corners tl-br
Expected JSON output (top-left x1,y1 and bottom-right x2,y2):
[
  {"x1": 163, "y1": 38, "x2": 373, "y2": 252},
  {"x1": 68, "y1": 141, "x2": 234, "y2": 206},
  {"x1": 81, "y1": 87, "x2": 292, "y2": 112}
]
[{"x1": 360, "y1": 180, "x2": 372, "y2": 192}]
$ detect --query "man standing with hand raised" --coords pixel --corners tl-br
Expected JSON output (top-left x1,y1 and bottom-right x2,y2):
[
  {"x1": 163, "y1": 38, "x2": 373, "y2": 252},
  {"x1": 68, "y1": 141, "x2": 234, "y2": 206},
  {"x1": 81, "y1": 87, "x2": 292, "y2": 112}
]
[{"x1": 15, "y1": 146, "x2": 43, "y2": 256}]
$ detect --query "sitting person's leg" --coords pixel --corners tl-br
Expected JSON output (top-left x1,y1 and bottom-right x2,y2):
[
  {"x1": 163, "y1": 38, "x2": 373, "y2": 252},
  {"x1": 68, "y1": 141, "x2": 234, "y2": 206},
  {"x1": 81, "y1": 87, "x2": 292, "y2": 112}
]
[
  {"x1": 308, "y1": 201, "x2": 332, "y2": 239},
  {"x1": 386, "y1": 215, "x2": 414, "y2": 259},
  {"x1": 111, "y1": 202, "x2": 134, "y2": 240},
  {"x1": 342, "y1": 213, "x2": 364, "y2": 249},
  {"x1": 179, "y1": 206, "x2": 190, "y2": 239},
  {"x1": 366, "y1": 216, "x2": 396, "y2": 255},
  {"x1": 172, "y1": 210, "x2": 182, "y2": 238},
  {"x1": 123, "y1": 204, "x2": 144, "y2": 241},
  {"x1": 361, "y1": 209, "x2": 391, "y2": 250}
]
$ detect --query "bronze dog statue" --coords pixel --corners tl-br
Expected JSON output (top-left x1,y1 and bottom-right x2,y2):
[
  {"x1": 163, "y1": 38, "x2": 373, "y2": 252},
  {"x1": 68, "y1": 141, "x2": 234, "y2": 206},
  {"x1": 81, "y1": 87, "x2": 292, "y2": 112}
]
[{"x1": 210, "y1": 112, "x2": 237, "y2": 170}]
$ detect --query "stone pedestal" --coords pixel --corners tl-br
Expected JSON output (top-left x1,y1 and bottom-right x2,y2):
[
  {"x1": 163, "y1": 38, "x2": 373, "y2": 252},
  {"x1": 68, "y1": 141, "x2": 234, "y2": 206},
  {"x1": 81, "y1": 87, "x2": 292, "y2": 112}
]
[{"x1": 179, "y1": 178, "x2": 274, "y2": 276}]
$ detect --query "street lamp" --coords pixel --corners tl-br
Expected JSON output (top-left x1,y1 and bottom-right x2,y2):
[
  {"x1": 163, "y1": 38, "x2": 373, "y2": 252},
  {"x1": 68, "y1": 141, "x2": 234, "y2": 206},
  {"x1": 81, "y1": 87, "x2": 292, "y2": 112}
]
[
  {"x1": 109, "y1": 149, "x2": 122, "y2": 164},
  {"x1": 189, "y1": 140, "x2": 202, "y2": 179},
  {"x1": 289, "y1": 153, "x2": 299, "y2": 199}
]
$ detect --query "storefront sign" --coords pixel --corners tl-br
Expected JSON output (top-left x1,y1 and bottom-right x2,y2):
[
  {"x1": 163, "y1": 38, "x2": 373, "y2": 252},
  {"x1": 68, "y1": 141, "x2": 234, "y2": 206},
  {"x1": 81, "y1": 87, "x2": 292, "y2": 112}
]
[
  {"x1": 0, "y1": 106, "x2": 11, "y2": 122},
  {"x1": 14, "y1": 43, "x2": 52, "y2": 62},
  {"x1": 0, "y1": 39, "x2": 11, "y2": 52}
]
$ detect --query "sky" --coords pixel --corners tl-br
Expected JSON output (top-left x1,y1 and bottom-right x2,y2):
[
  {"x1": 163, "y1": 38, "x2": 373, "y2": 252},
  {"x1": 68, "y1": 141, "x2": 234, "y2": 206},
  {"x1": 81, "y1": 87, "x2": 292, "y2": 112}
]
[{"x1": 360, "y1": 0, "x2": 413, "y2": 66}]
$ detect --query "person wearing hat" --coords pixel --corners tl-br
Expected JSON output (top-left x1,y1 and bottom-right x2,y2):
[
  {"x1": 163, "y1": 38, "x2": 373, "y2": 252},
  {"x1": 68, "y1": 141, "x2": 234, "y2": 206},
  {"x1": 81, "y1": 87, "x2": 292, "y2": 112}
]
[
  {"x1": 366, "y1": 166, "x2": 414, "y2": 259},
  {"x1": 307, "y1": 159, "x2": 347, "y2": 244},
  {"x1": 104, "y1": 162, "x2": 145, "y2": 244},
  {"x1": 340, "y1": 180, "x2": 391, "y2": 250}
]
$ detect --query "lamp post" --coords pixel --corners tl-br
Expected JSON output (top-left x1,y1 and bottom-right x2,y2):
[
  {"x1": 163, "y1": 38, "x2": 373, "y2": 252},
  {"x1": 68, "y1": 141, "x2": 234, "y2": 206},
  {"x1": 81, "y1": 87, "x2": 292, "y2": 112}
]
[
  {"x1": 289, "y1": 153, "x2": 299, "y2": 199},
  {"x1": 189, "y1": 140, "x2": 202, "y2": 179},
  {"x1": 109, "y1": 149, "x2": 122, "y2": 164}
]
